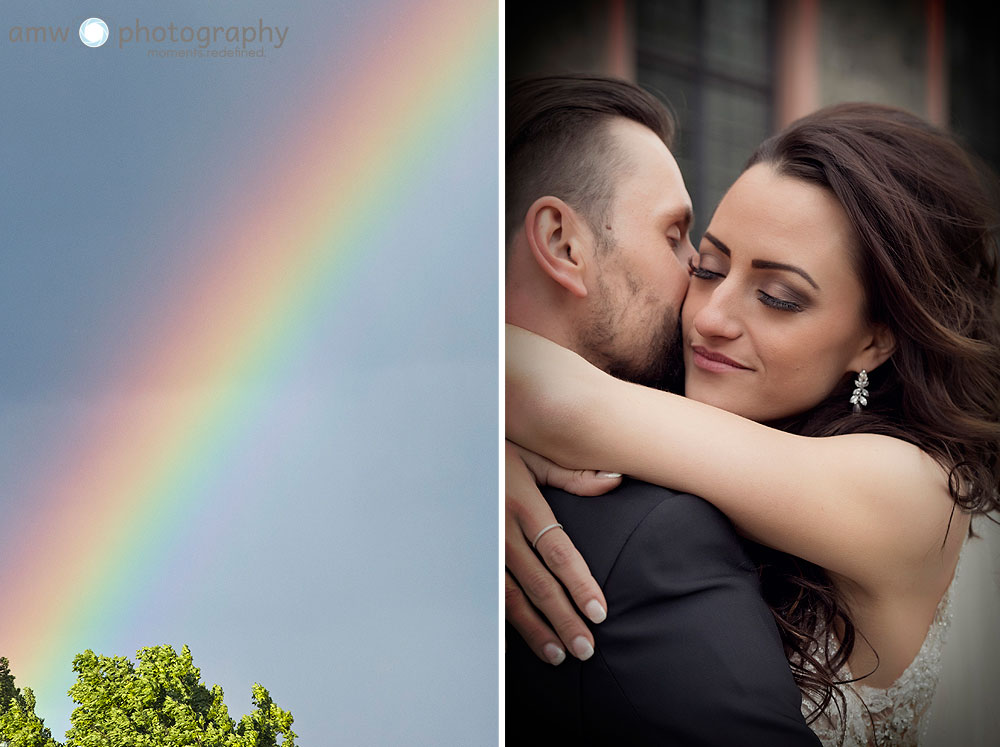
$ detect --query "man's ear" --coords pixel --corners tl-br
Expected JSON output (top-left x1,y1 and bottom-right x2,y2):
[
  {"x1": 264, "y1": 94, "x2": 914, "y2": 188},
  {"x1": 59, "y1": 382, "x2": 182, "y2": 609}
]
[
  {"x1": 523, "y1": 196, "x2": 594, "y2": 298},
  {"x1": 848, "y1": 323, "x2": 896, "y2": 373}
]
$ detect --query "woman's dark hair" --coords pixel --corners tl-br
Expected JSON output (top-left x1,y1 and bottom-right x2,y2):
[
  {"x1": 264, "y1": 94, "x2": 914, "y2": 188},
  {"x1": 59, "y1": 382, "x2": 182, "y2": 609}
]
[{"x1": 744, "y1": 103, "x2": 1000, "y2": 722}]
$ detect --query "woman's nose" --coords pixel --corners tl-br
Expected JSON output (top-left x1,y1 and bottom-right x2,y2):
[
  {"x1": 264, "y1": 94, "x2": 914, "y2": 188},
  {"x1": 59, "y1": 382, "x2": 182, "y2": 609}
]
[{"x1": 691, "y1": 281, "x2": 743, "y2": 340}]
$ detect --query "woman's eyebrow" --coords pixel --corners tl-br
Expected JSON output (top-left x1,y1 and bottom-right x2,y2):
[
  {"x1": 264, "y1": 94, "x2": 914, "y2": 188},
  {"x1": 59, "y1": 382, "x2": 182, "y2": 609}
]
[
  {"x1": 751, "y1": 259, "x2": 820, "y2": 290},
  {"x1": 703, "y1": 231, "x2": 731, "y2": 256},
  {"x1": 703, "y1": 231, "x2": 820, "y2": 290}
]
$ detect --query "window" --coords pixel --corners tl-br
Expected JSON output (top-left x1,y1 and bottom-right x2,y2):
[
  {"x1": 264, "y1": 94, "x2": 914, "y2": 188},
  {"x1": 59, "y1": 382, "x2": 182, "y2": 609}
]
[{"x1": 636, "y1": 0, "x2": 774, "y2": 237}]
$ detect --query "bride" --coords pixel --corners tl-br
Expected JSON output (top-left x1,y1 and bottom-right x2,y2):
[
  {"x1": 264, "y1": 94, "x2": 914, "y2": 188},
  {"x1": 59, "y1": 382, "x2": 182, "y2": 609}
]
[{"x1": 506, "y1": 103, "x2": 1000, "y2": 745}]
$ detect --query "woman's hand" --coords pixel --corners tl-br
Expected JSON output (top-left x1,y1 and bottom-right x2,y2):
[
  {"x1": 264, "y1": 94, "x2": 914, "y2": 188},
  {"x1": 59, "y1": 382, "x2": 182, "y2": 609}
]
[{"x1": 505, "y1": 441, "x2": 621, "y2": 665}]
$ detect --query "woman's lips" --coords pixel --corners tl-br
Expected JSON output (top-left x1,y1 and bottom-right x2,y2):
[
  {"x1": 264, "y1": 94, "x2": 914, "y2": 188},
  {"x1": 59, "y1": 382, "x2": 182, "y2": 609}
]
[{"x1": 691, "y1": 345, "x2": 751, "y2": 372}]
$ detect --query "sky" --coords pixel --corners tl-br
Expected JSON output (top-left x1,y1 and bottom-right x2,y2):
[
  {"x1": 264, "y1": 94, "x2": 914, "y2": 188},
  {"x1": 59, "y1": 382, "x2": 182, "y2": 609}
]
[{"x1": 0, "y1": 1, "x2": 498, "y2": 743}]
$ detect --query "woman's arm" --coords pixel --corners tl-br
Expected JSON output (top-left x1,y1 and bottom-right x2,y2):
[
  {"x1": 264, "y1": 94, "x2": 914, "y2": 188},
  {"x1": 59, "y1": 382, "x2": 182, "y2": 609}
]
[{"x1": 506, "y1": 325, "x2": 954, "y2": 591}]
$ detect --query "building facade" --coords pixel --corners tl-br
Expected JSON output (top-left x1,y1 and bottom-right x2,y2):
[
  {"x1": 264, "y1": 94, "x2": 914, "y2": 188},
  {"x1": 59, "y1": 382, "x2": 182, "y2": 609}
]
[{"x1": 508, "y1": 0, "x2": 999, "y2": 234}]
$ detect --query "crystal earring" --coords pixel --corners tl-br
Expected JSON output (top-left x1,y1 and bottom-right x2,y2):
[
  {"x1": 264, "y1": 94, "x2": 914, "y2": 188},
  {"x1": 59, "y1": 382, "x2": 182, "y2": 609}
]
[{"x1": 850, "y1": 370, "x2": 869, "y2": 413}]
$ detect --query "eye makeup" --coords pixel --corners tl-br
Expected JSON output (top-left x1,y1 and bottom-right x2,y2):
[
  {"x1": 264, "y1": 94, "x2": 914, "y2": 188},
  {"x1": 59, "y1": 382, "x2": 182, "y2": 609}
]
[
  {"x1": 689, "y1": 249, "x2": 814, "y2": 313},
  {"x1": 702, "y1": 232, "x2": 819, "y2": 289}
]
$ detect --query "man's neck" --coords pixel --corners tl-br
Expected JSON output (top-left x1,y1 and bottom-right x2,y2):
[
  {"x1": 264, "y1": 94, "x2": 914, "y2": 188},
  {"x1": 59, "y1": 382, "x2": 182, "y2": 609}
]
[{"x1": 505, "y1": 313, "x2": 571, "y2": 351}]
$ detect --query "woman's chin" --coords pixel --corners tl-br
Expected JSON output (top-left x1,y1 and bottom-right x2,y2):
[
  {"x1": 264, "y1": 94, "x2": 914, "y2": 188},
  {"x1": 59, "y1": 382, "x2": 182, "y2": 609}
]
[
  {"x1": 683, "y1": 383, "x2": 760, "y2": 420},
  {"x1": 686, "y1": 383, "x2": 733, "y2": 411}
]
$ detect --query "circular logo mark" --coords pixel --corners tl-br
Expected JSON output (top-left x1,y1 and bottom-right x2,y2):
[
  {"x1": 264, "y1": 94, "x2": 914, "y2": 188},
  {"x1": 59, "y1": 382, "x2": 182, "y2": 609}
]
[{"x1": 79, "y1": 18, "x2": 109, "y2": 47}]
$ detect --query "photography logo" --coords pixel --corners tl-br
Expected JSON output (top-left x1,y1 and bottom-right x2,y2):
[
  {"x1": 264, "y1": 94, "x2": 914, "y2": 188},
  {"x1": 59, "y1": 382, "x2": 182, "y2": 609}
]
[
  {"x1": 79, "y1": 17, "x2": 109, "y2": 47},
  {"x1": 11, "y1": 16, "x2": 287, "y2": 59}
]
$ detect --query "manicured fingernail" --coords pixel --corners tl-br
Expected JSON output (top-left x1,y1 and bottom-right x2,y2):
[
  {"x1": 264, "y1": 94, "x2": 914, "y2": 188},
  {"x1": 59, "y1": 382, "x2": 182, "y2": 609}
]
[
  {"x1": 543, "y1": 643, "x2": 566, "y2": 666},
  {"x1": 571, "y1": 637, "x2": 594, "y2": 661},
  {"x1": 597, "y1": 471, "x2": 622, "y2": 479},
  {"x1": 585, "y1": 600, "x2": 607, "y2": 624}
]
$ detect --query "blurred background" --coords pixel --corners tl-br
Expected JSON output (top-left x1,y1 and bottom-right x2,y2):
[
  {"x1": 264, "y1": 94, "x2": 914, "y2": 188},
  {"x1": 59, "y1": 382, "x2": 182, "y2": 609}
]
[{"x1": 508, "y1": 0, "x2": 1000, "y2": 236}]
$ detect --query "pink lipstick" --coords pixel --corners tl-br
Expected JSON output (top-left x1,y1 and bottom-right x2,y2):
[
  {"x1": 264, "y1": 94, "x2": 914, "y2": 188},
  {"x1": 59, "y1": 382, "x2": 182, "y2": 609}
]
[{"x1": 691, "y1": 345, "x2": 750, "y2": 373}]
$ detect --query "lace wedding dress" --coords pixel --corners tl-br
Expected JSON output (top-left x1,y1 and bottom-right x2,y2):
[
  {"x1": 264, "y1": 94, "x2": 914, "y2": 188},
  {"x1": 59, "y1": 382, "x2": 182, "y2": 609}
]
[{"x1": 802, "y1": 515, "x2": 1000, "y2": 746}]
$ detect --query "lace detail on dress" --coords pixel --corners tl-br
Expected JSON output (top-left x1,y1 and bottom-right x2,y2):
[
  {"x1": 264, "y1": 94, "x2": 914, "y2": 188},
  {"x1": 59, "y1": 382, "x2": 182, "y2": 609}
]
[{"x1": 802, "y1": 550, "x2": 964, "y2": 747}]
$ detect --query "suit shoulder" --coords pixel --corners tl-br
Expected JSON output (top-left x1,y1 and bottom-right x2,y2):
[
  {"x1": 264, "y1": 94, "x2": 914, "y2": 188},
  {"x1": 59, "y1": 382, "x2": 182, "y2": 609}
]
[
  {"x1": 541, "y1": 480, "x2": 746, "y2": 584},
  {"x1": 610, "y1": 483, "x2": 755, "y2": 584},
  {"x1": 543, "y1": 479, "x2": 724, "y2": 529},
  {"x1": 609, "y1": 481, "x2": 741, "y2": 551},
  {"x1": 539, "y1": 482, "x2": 695, "y2": 583}
]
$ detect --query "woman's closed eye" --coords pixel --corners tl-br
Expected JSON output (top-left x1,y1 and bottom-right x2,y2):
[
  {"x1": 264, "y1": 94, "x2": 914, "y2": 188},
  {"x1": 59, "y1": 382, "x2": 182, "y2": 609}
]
[
  {"x1": 758, "y1": 290, "x2": 805, "y2": 312},
  {"x1": 688, "y1": 257, "x2": 807, "y2": 313},
  {"x1": 688, "y1": 256, "x2": 723, "y2": 280}
]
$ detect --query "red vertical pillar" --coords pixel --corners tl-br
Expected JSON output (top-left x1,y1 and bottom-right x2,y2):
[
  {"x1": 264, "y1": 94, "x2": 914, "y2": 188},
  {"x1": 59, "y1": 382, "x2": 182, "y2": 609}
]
[
  {"x1": 607, "y1": 0, "x2": 634, "y2": 80},
  {"x1": 925, "y1": 0, "x2": 948, "y2": 127},
  {"x1": 775, "y1": 0, "x2": 821, "y2": 129}
]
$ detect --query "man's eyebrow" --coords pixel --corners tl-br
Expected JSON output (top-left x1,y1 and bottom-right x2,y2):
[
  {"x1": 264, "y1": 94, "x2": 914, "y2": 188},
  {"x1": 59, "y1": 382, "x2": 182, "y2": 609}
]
[
  {"x1": 680, "y1": 206, "x2": 693, "y2": 231},
  {"x1": 665, "y1": 206, "x2": 693, "y2": 232},
  {"x1": 702, "y1": 231, "x2": 820, "y2": 290}
]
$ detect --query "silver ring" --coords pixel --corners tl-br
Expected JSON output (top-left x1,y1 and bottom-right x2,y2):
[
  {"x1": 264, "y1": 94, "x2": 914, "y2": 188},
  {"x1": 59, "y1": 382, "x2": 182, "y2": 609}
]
[{"x1": 532, "y1": 522, "x2": 564, "y2": 549}]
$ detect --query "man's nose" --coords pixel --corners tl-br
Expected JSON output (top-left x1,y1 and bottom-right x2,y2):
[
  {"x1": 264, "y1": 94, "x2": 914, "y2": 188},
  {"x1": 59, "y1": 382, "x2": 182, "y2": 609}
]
[{"x1": 675, "y1": 237, "x2": 697, "y2": 267}]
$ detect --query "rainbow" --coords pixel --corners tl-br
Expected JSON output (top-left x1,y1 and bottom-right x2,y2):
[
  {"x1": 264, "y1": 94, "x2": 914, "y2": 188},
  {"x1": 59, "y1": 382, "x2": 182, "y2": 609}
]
[{"x1": 0, "y1": 0, "x2": 496, "y2": 727}]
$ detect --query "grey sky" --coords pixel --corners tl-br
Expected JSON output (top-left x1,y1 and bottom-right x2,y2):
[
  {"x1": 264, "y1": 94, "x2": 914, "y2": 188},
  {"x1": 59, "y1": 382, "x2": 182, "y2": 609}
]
[{"x1": 0, "y1": 0, "x2": 498, "y2": 742}]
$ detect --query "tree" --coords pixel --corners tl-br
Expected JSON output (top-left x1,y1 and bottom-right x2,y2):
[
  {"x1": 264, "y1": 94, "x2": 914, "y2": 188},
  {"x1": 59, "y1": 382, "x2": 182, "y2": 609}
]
[
  {"x1": 0, "y1": 657, "x2": 59, "y2": 747},
  {"x1": 0, "y1": 647, "x2": 296, "y2": 747},
  {"x1": 0, "y1": 657, "x2": 17, "y2": 715}
]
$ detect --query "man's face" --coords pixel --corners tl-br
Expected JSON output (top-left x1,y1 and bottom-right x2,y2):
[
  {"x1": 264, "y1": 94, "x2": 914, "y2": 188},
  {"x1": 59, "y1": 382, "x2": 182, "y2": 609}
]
[{"x1": 578, "y1": 118, "x2": 695, "y2": 390}]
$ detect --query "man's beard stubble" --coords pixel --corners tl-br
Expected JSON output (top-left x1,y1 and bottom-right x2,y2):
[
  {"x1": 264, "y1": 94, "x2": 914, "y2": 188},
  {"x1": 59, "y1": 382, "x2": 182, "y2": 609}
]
[{"x1": 579, "y1": 273, "x2": 686, "y2": 393}]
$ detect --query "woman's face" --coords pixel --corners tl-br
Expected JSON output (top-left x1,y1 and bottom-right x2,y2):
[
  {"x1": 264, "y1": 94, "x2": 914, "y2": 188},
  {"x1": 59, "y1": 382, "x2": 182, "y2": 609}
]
[{"x1": 682, "y1": 164, "x2": 883, "y2": 423}]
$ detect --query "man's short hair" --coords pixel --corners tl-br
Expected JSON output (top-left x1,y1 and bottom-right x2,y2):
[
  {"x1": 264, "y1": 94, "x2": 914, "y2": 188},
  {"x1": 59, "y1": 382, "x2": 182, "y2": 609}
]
[{"x1": 506, "y1": 75, "x2": 675, "y2": 254}]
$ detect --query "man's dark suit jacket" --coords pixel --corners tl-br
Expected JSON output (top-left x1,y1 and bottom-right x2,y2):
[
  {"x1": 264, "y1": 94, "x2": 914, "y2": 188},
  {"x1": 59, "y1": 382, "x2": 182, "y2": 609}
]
[{"x1": 506, "y1": 480, "x2": 820, "y2": 746}]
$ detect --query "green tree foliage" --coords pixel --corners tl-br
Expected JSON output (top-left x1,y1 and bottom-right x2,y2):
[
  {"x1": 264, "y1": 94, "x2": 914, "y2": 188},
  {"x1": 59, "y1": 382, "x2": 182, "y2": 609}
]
[
  {"x1": 0, "y1": 657, "x2": 59, "y2": 747},
  {"x1": 0, "y1": 657, "x2": 18, "y2": 714},
  {"x1": 0, "y1": 647, "x2": 296, "y2": 747}
]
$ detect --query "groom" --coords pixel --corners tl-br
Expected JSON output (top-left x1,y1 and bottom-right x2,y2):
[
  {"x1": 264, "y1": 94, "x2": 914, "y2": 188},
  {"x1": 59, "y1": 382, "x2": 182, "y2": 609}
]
[{"x1": 505, "y1": 75, "x2": 820, "y2": 745}]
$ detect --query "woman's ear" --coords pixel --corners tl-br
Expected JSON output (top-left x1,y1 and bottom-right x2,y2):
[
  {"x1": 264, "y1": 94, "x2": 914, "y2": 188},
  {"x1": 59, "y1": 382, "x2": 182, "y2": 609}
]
[
  {"x1": 523, "y1": 196, "x2": 593, "y2": 298},
  {"x1": 850, "y1": 323, "x2": 896, "y2": 373}
]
